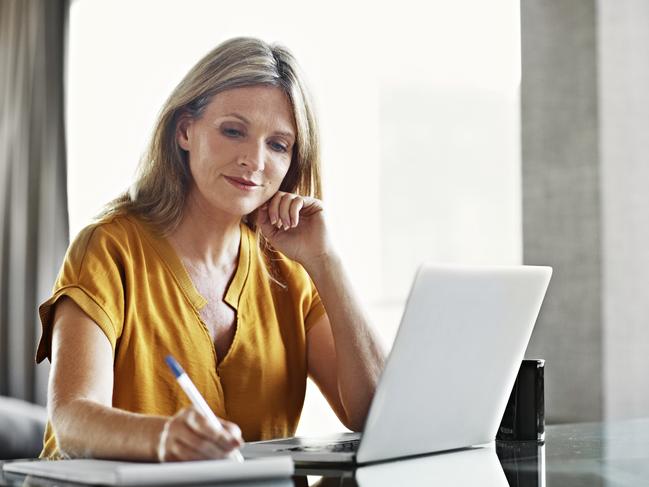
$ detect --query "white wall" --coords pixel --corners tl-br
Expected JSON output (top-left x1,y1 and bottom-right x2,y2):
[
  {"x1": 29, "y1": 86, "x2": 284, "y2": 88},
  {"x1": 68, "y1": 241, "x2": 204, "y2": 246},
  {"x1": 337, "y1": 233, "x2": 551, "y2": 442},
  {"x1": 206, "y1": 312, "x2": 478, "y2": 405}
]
[{"x1": 67, "y1": 0, "x2": 521, "y2": 435}]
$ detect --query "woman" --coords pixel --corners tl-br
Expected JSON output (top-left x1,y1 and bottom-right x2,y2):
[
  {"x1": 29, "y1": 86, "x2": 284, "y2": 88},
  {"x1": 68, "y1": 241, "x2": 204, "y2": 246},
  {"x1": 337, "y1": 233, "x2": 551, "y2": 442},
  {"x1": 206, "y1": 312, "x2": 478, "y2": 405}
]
[{"x1": 37, "y1": 37, "x2": 385, "y2": 462}]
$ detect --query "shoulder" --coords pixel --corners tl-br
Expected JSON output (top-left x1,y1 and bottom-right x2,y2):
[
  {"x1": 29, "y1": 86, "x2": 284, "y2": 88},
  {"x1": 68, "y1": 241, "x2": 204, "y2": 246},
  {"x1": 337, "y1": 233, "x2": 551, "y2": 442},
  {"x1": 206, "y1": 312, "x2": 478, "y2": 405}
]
[
  {"x1": 274, "y1": 253, "x2": 312, "y2": 288},
  {"x1": 65, "y1": 213, "x2": 148, "y2": 271},
  {"x1": 89, "y1": 212, "x2": 147, "y2": 240}
]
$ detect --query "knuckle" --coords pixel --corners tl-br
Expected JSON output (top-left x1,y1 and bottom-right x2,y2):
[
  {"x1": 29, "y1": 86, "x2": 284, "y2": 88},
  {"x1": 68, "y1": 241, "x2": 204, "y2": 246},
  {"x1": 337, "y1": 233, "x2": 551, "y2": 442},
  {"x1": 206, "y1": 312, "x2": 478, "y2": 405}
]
[
  {"x1": 169, "y1": 442, "x2": 184, "y2": 460},
  {"x1": 182, "y1": 413, "x2": 197, "y2": 429},
  {"x1": 216, "y1": 428, "x2": 233, "y2": 442},
  {"x1": 180, "y1": 406, "x2": 194, "y2": 419},
  {"x1": 195, "y1": 439, "x2": 212, "y2": 456}
]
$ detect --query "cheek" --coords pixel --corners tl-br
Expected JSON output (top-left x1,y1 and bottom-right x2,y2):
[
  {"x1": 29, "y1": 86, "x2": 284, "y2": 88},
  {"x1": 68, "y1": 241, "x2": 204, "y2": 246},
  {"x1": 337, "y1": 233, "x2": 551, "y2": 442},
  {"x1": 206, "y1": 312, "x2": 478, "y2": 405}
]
[
  {"x1": 189, "y1": 141, "x2": 229, "y2": 175},
  {"x1": 267, "y1": 156, "x2": 291, "y2": 183},
  {"x1": 264, "y1": 177, "x2": 283, "y2": 195},
  {"x1": 187, "y1": 156, "x2": 210, "y2": 185}
]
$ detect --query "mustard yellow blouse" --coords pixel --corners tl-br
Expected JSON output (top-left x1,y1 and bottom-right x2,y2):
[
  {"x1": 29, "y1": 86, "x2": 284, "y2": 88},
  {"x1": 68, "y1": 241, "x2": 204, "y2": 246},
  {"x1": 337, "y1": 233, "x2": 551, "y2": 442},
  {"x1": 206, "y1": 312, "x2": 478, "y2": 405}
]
[{"x1": 36, "y1": 213, "x2": 325, "y2": 459}]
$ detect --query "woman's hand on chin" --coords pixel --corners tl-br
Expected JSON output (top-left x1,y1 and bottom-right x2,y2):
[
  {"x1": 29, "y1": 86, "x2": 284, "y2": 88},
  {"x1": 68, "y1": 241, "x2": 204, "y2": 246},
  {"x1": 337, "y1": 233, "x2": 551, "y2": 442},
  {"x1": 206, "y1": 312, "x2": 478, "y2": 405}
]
[{"x1": 256, "y1": 191, "x2": 334, "y2": 267}]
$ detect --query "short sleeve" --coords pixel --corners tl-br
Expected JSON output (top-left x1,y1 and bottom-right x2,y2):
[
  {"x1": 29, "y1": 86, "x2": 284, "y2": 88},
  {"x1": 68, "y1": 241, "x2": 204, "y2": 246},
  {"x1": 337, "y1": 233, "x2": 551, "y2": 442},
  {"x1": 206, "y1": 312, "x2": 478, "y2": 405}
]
[
  {"x1": 271, "y1": 249, "x2": 328, "y2": 334},
  {"x1": 36, "y1": 222, "x2": 126, "y2": 363}
]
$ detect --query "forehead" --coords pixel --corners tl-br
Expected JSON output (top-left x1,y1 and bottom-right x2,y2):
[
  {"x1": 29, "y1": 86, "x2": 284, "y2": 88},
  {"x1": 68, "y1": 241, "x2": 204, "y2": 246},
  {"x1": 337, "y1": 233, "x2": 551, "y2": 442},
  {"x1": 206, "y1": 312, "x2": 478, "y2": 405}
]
[{"x1": 205, "y1": 85, "x2": 296, "y2": 133}]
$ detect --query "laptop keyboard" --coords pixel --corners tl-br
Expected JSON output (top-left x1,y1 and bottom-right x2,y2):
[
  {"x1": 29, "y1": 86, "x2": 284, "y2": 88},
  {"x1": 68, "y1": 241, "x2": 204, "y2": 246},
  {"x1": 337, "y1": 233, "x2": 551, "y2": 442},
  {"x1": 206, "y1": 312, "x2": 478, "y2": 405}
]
[{"x1": 283, "y1": 439, "x2": 360, "y2": 453}]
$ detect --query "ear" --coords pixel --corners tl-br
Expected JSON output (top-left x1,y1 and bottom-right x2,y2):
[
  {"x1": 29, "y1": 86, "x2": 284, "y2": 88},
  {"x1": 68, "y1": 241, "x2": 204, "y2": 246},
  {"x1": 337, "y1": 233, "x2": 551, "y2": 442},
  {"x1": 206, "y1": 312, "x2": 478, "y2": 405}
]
[{"x1": 176, "y1": 114, "x2": 193, "y2": 151}]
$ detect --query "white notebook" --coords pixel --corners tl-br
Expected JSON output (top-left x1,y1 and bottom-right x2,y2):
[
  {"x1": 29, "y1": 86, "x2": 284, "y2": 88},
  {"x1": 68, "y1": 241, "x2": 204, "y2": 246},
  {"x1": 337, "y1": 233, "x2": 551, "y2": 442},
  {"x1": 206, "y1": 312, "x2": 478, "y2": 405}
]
[{"x1": 2, "y1": 456, "x2": 293, "y2": 485}]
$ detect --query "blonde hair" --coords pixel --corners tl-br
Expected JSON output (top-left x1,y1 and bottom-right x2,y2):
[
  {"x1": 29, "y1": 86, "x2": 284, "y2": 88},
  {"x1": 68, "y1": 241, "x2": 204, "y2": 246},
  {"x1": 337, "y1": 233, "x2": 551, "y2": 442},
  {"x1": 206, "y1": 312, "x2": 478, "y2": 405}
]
[{"x1": 101, "y1": 37, "x2": 322, "y2": 236}]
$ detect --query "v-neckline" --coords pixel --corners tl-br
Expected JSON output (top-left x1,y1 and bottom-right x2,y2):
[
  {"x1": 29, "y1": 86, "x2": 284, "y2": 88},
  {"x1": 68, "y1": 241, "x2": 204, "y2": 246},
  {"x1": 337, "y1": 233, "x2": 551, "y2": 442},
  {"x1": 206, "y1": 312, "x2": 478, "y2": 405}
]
[{"x1": 138, "y1": 219, "x2": 251, "y2": 312}]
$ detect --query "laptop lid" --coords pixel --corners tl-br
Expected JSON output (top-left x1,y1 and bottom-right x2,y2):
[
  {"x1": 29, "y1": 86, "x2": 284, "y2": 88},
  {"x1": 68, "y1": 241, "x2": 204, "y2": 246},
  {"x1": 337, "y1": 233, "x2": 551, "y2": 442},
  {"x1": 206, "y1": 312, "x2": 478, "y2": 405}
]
[{"x1": 356, "y1": 264, "x2": 551, "y2": 464}]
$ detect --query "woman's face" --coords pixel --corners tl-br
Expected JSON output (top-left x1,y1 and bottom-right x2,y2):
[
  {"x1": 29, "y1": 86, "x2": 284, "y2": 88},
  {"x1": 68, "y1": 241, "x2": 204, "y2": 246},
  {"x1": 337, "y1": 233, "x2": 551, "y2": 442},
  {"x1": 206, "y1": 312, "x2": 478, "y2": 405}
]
[{"x1": 177, "y1": 85, "x2": 296, "y2": 219}]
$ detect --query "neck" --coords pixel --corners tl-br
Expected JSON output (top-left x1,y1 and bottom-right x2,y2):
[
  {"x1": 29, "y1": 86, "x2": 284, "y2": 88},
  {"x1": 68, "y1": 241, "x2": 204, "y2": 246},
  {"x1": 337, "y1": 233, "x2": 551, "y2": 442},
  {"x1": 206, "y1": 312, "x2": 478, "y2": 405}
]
[{"x1": 168, "y1": 189, "x2": 242, "y2": 271}]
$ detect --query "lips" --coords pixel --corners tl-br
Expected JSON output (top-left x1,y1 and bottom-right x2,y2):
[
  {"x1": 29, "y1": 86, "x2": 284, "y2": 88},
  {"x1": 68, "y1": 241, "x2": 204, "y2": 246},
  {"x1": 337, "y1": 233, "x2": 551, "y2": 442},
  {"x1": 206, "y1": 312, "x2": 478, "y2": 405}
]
[
  {"x1": 224, "y1": 176, "x2": 260, "y2": 187},
  {"x1": 223, "y1": 175, "x2": 262, "y2": 192}
]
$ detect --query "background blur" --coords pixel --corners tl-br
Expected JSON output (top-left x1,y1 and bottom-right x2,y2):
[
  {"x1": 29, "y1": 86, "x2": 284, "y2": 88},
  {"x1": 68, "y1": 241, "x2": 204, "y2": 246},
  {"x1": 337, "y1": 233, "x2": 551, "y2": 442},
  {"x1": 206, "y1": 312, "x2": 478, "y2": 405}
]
[{"x1": 1, "y1": 0, "x2": 648, "y2": 454}]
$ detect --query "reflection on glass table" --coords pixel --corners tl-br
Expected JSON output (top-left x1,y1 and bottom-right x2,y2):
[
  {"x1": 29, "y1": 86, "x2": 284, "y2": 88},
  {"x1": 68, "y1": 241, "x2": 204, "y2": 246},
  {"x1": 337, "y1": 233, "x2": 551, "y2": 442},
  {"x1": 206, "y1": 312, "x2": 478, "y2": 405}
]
[
  {"x1": 4, "y1": 419, "x2": 649, "y2": 487},
  {"x1": 294, "y1": 445, "x2": 511, "y2": 487},
  {"x1": 496, "y1": 440, "x2": 545, "y2": 487},
  {"x1": 295, "y1": 418, "x2": 649, "y2": 487},
  {"x1": 356, "y1": 445, "x2": 507, "y2": 486}
]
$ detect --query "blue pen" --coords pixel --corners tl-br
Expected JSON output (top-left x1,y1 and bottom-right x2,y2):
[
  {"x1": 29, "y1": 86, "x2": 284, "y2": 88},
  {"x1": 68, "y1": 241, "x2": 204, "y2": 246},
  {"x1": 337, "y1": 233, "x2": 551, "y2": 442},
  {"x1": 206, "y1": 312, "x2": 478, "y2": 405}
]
[{"x1": 165, "y1": 355, "x2": 244, "y2": 462}]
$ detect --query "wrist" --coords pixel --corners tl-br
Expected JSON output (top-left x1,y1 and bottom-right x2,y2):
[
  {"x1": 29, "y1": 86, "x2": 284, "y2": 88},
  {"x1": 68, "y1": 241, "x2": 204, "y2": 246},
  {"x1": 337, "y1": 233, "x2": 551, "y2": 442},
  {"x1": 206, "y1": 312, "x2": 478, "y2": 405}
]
[
  {"x1": 155, "y1": 417, "x2": 172, "y2": 462},
  {"x1": 302, "y1": 251, "x2": 342, "y2": 280}
]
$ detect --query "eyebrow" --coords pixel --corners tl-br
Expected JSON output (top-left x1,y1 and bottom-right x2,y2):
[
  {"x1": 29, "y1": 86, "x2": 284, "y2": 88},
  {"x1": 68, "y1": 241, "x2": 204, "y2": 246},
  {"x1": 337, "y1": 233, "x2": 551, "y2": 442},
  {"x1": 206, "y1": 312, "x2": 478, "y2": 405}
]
[{"x1": 222, "y1": 112, "x2": 295, "y2": 140}]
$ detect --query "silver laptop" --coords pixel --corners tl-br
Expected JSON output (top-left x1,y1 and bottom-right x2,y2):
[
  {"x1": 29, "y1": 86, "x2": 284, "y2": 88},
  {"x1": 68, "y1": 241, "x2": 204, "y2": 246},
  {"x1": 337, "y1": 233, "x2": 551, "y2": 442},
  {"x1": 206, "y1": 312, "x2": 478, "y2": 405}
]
[{"x1": 242, "y1": 264, "x2": 552, "y2": 465}]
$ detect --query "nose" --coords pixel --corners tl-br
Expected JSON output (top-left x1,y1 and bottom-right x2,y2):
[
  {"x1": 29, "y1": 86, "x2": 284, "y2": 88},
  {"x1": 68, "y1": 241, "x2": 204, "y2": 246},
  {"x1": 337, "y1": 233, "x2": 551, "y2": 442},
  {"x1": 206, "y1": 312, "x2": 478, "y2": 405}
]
[{"x1": 239, "y1": 140, "x2": 265, "y2": 172}]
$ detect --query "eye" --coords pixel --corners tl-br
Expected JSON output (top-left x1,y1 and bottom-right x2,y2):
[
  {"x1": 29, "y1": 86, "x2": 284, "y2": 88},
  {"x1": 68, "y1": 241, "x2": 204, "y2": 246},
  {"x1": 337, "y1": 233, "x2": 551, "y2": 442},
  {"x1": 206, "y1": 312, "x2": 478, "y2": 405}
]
[
  {"x1": 222, "y1": 127, "x2": 244, "y2": 138},
  {"x1": 268, "y1": 140, "x2": 289, "y2": 153}
]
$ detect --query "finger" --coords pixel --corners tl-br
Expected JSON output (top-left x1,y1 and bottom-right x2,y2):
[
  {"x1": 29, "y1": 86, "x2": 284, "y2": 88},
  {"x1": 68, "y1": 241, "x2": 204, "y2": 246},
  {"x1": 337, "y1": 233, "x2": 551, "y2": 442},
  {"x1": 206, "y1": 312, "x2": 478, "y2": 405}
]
[
  {"x1": 288, "y1": 197, "x2": 304, "y2": 228},
  {"x1": 168, "y1": 435, "x2": 228, "y2": 461},
  {"x1": 278, "y1": 194, "x2": 298, "y2": 230},
  {"x1": 162, "y1": 422, "x2": 208, "y2": 462},
  {"x1": 267, "y1": 192, "x2": 284, "y2": 227},
  {"x1": 221, "y1": 420, "x2": 244, "y2": 447},
  {"x1": 255, "y1": 205, "x2": 278, "y2": 238},
  {"x1": 178, "y1": 433, "x2": 229, "y2": 460},
  {"x1": 186, "y1": 409, "x2": 239, "y2": 452},
  {"x1": 164, "y1": 440, "x2": 201, "y2": 462},
  {"x1": 163, "y1": 411, "x2": 209, "y2": 461}
]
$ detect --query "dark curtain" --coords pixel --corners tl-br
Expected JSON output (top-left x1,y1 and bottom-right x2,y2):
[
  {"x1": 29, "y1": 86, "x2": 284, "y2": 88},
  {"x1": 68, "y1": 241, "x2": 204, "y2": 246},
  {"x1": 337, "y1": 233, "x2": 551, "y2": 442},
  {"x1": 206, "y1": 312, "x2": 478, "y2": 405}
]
[{"x1": 0, "y1": 0, "x2": 70, "y2": 405}]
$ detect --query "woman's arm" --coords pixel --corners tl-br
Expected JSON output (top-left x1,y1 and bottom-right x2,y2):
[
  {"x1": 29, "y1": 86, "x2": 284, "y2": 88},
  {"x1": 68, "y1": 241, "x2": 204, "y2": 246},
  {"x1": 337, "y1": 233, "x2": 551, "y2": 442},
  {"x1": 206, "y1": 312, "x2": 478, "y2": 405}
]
[
  {"x1": 304, "y1": 255, "x2": 385, "y2": 431},
  {"x1": 258, "y1": 193, "x2": 386, "y2": 431},
  {"x1": 48, "y1": 297, "x2": 242, "y2": 460}
]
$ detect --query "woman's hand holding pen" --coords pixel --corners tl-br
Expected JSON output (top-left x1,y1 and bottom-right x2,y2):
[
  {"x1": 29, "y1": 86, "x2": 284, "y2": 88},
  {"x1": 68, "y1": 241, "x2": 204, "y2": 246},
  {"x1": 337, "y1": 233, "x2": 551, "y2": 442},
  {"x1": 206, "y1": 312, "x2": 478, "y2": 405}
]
[
  {"x1": 157, "y1": 406, "x2": 243, "y2": 462},
  {"x1": 256, "y1": 192, "x2": 334, "y2": 268}
]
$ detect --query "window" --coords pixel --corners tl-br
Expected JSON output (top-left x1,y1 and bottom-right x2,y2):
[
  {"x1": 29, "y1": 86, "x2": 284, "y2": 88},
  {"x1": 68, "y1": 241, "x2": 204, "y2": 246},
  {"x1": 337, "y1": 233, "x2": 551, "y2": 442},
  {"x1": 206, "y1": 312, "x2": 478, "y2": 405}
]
[{"x1": 67, "y1": 0, "x2": 521, "y2": 435}]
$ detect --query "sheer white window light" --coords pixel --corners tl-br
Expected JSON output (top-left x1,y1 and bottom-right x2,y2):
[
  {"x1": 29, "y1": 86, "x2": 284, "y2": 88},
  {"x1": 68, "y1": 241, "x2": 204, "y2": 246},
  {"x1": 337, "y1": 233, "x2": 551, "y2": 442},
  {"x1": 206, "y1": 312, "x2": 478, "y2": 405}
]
[{"x1": 67, "y1": 0, "x2": 520, "y2": 436}]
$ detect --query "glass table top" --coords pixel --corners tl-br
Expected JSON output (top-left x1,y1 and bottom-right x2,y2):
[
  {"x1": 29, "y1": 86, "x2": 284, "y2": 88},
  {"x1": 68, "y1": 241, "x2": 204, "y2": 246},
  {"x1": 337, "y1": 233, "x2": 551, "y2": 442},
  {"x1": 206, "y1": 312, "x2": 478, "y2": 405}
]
[{"x1": 3, "y1": 418, "x2": 649, "y2": 486}]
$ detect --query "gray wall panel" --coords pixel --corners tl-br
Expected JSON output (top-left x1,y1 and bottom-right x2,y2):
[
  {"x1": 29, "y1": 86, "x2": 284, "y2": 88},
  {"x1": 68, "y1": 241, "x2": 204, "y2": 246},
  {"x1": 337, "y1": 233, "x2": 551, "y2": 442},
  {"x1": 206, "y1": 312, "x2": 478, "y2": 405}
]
[
  {"x1": 523, "y1": 0, "x2": 649, "y2": 422},
  {"x1": 521, "y1": 0, "x2": 602, "y2": 422}
]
